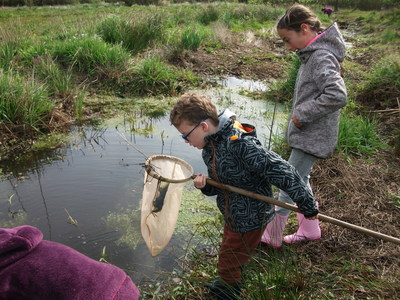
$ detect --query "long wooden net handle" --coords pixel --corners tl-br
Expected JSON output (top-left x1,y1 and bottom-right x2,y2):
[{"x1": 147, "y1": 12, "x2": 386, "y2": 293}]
[{"x1": 201, "y1": 176, "x2": 400, "y2": 246}]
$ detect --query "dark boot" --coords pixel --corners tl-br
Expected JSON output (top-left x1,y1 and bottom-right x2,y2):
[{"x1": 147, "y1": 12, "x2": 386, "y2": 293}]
[{"x1": 207, "y1": 278, "x2": 241, "y2": 300}]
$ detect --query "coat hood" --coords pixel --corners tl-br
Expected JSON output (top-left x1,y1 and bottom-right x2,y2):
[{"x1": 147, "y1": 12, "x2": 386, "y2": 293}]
[
  {"x1": 0, "y1": 225, "x2": 140, "y2": 300},
  {"x1": 297, "y1": 22, "x2": 346, "y2": 63},
  {"x1": 218, "y1": 108, "x2": 236, "y2": 130},
  {"x1": 0, "y1": 225, "x2": 42, "y2": 269}
]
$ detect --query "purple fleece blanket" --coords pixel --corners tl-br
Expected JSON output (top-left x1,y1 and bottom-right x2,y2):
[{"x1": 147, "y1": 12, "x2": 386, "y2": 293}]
[{"x1": 0, "y1": 225, "x2": 140, "y2": 300}]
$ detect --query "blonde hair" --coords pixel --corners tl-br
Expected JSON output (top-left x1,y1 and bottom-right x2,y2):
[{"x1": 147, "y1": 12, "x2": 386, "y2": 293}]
[
  {"x1": 277, "y1": 4, "x2": 323, "y2": 33},
  {"x1": 170, "y1": 93, "x2": 219, "y2": 127}
]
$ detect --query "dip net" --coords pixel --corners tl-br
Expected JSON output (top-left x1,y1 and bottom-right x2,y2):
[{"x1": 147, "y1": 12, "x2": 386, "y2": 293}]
[{"x1": 141, "y1": 155, "x2": 194, "y2": 256}]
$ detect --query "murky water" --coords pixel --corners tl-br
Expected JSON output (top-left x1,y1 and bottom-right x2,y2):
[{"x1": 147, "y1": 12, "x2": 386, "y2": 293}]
[{"x1": 0, "y1": 78, "x2": 287, "y2": 285}]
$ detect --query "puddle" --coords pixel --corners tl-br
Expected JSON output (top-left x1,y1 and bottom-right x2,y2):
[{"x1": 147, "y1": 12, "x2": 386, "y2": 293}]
[{"x1": 0, "y1": 77, "x2": 288, "y2": 284}]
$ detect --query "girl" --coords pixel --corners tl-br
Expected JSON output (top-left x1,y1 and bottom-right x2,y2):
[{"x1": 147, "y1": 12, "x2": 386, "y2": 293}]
[{"x1": 261, "y1": 4, "x2": 347, "y2": 247}]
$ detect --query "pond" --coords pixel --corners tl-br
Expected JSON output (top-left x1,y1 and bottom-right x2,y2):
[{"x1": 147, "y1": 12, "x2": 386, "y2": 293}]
[{"x1": 0, "y1": 77, "x2": 287, "y2": 285}]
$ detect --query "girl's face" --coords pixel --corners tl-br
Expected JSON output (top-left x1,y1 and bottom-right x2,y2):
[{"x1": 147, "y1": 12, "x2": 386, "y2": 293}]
[{"x1": 278, "y1": 24, "x2": 316, "y2": 51}]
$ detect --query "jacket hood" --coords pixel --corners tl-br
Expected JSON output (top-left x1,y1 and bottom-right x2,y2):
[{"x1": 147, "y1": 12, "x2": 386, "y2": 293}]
[
  {"x1": 297, "y1": 22, "x2": 346, "y2": 63},
  {"x1": 218, "y1": 108, "x2": 236, "y2": 130},
  {"x1": 0, "y1": 225, "x2": 42, "y2": 269},
  {"x1": 205, "y1": 119, "x2": 256, "y2": 144}
]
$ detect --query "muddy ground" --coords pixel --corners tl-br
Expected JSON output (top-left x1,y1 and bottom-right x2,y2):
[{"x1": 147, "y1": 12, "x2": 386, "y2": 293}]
[{"x1": 174, "y1": 28, "x2": 400, "y2": 297}]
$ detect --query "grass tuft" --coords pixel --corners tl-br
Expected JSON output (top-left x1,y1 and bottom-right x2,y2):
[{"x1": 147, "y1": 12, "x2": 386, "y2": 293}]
[
  {"x1": 0, "y1": 71, "x2": 53, "y2": 131},
  {"x1": 337, "y1": 112, "x2": 385, "y2": 157}
]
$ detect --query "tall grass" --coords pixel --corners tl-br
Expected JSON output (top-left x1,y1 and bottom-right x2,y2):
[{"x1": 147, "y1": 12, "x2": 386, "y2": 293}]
[
  {"x1": 129, "y1": 57, "x2": 179, "y2": 95},
  {"x1": 197, "y1": 5, "x2": 220, "y2": 25},
  {"x1": 242, "y1": 248, "x2": 313, "y2": 299},
  {"x1": 34, "y1": 56, "x2": 74, "y2": 98},
  {"x1": 96, "y1": 14, "x2": 164, "y2": 54},
  {"x1": 0, "y1": 72, "x2": 53, "y2": 131},
  {"x1": 75, "y1": 88, "x2": 86, "y2": 120},
  {"x1": 356, "y1": 55, "x2": 400, "y2": 108},
  {"x1": 51, "y1": 35, "x2": 130, "y2": 74},
  {"x1": 337, "y1": 112, "x2": 384, "y2": 157},
  {"x1": 180, "y1": 25, "x2": 209, "y2": 51},
  {"x1": 266, "y1": 54, "x2": 301, "y2": 104},
  {"x1": 0, "y1": 42, "x2": 19, "y2": 71}
]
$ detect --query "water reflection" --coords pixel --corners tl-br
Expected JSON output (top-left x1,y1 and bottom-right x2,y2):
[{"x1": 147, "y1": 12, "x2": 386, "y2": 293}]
[{"x1": 0, "y1": 77, "x2": 288, "y2": 285}]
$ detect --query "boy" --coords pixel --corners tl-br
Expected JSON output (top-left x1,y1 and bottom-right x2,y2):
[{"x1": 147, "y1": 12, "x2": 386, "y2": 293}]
[{"x1": 170, "y1": 93, "x2": 318, "y2": 300}]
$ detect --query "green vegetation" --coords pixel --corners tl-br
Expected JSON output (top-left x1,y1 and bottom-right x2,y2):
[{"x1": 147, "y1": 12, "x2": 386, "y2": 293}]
[
  {"x1": 0, "y1": 72, "x2": 53, "y2": 131},
  {"x1": 337, "y1": 112, "x2": 384, "y2": 157},
  {"x1": 0, "y1": 2, "x2": 399, "y2": 299},
  {"x1": 266, "y1": 54, "x2": 301, "y2": 104}
]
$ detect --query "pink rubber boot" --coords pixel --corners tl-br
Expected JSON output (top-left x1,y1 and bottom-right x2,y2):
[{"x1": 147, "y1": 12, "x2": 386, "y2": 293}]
[
  {"x1": 283, "y1": 205, "x2": 321, "y2": 244},
  {"x1": 261, "y1": 214, "x2": 288, "y2": 248}
]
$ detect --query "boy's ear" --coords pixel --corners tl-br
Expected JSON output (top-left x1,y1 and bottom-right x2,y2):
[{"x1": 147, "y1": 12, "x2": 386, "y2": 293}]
[{"x1": 201, "y1": 121, "x2": 209, "y2": 132}]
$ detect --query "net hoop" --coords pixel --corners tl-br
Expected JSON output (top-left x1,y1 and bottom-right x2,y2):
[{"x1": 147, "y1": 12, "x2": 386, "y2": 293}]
[{"x1": 144, "y1": 155, "x2": 194, "y2": 183}]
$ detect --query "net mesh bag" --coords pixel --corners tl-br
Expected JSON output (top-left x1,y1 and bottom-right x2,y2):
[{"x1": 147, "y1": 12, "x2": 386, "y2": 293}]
[{"x1": 141, "y1": 155, "x2": 194, "y2": 256}]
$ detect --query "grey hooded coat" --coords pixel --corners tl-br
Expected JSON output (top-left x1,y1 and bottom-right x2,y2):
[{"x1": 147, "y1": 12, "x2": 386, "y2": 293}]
[{"x1": 288, "y1": 22, "x2": 347, "y2": 158}]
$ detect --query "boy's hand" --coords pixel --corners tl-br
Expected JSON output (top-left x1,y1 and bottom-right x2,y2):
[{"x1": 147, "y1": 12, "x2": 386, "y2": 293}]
[{"x1": 194, "y1": 174, "x2": 207, "y2": 189}]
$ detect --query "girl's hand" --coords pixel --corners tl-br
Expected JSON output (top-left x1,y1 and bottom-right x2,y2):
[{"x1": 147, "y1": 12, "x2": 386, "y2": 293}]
[
  {"x1": 306, "y1": 215, "x2": 319, "y2": 220},
  {"x1": 194, "y1": 173, "x2": 207, "y2": 189},
  {"x1": 291, "y1": 114, "x2": 303, "y2": 128}
]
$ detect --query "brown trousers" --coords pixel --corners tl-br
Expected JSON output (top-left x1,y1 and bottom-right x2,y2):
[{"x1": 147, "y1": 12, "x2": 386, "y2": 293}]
[{"x1": 218, "y1": 224, "x2": 265, "y2": 284}]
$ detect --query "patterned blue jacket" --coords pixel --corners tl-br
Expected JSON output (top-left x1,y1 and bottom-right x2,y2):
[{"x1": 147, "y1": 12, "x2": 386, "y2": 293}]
[{"x1": 200, "y1": 120, "x2": 318, "y2": 232}]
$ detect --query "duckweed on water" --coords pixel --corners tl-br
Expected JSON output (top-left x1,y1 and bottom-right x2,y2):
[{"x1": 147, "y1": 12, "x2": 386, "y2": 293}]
[
  {"x1": 175, "y1": 187, "x2": 222, "y2": 240},
  {"x1": 105, "y1": 208, "x2": 142, "y2": 250},
  {"x1": 104, "y1": 186, "x2": 221, "y2": 252},
  {"x1": 0, "y1": 211, "x2": 28, "y2": 228}
]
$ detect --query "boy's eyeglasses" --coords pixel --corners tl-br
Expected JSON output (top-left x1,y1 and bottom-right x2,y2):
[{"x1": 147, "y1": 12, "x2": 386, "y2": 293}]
[{"x1": 182, "y1": 120, "x2": 205, "y2": 141}]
